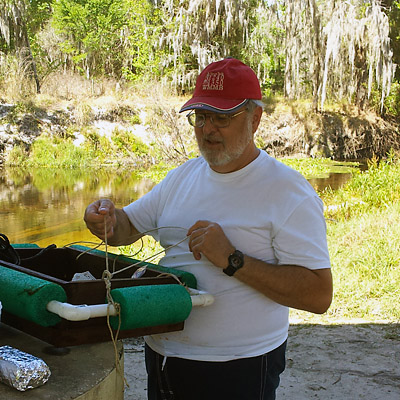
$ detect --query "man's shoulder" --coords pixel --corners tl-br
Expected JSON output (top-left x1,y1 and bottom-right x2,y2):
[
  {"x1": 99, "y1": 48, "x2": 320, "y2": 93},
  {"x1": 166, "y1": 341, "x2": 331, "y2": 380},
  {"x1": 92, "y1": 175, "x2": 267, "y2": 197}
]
[
  {"x1": 171, "y1": 156, "x2": 206, "y2": 174},
  {"x1": 257, "y1": 152, "x2": 302, "y2": 180},
  {"x1": 257, "y1": 152, "x2": 317, "y2": 196},
  {"x1": 162, "y1": 157, "x2": 206, "y2": 182}
]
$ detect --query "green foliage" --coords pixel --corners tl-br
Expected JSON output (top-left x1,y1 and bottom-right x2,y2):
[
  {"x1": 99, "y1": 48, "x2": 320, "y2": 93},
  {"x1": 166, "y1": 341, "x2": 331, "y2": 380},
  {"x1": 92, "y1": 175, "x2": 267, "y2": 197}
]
[
  {"x1": 28, "y1": 0, "x2": 53, "y2": 34},
  {"x1": 366, "y1": 79, "x2": 400, "y2": 116},
  {"x1": 28, "y1": 135, "x2": 89, "y2": 167},
  {"x1": 322, "y1": 152, "x2": 400, "y2": 321},
  {"x1": 325, "y1": 205, "x2": 400, "y2": 321},
  {"x1": 119, "y1": 237, "x2": 164, "y2": 266},
  {"x1": 137, "y1": 161, "x2": 170, "y2": 183},
  {"x1": 81, "y1": 127, "x2": 101, "y2": 150},
  {"x1": 50, "y1": 0, "x2": 175, "y2": 81},
  {"x1": 49, "y1": 0, "x2": 289, "y2": 91},
  {"x1": 323, "y1": 150, "x2": 400, "y2": 220},
  {"x1": 0, "y1": 0, "x2": 52, "y2": 58},
  {"x1": 1, "y1": 0, "x2": 399, "y2": 108},
  {"x1": 6, "y1": 0, "x2": 399, "y2": 104},
  {"x1": 347, "y1": 152, "x2": 400, "y2": 207},
  {"x1": 129, "y1": 114, "x2": 141, "y2": 125},
  {"x1": 383, "y1": 81, "x2": 400, "y2": 117},
  {"x1": 80, "y1": 127, "x2": 114, "y2": 163},
  {"x1": 281, "y1": 158, "x2": 359, "y2": 179},
  {"x1": 386, "y1": 0, "x2": 400, "y2": 81},
  {"x1": 245, "y1": 5, "x2": 285, "y2": 95},
  {"x1": 52, "y1": 0, "x2": 128, "y2": 77},
  {"x1": 5, "y1": 145, "x2": 29, "y2": 167},
  {"x1": 111, "y1": 128, "x2": 149, "y2": 157},
  {"x1": 122, "y1": 1, "x2": 166, "y2": 81}
]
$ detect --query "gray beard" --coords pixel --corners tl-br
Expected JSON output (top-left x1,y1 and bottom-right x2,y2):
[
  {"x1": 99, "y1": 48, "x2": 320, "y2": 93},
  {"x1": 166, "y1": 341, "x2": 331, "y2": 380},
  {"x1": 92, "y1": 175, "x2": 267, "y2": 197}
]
[{"x1": 198, "y1": 119, "x2": 253, "y2": 167}]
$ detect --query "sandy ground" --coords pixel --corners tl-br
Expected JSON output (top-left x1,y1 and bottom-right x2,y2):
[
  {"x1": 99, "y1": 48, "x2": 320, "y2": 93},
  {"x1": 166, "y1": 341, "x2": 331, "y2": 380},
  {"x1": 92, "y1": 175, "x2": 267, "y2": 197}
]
[{"x1": 122, "y1": 322, "x2": 400, "y2": 399}]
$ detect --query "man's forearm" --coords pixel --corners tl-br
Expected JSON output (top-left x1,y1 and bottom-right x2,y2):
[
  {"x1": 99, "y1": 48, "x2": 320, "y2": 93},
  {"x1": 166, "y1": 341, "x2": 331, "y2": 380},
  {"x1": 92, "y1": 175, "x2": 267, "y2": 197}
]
[
  {"x1": 235, "y1": 256, "x2": 333, "y2": 314},
  {"x1": 107, "y1": 208, "x2": 143, "y2": 246}
]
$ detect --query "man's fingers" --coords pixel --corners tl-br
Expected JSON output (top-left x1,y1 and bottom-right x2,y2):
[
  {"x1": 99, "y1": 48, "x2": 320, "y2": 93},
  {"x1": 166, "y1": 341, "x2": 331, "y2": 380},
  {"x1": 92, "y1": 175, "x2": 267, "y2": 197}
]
[
  {"x1": 98, "y1": 199, "x2": 114, "y2": 215},
  {"x1": 84, "y1": 199, "x2": 116, "y2": 240},
  {"x1": 187, "y1": 220, "x2": 212, "y2": 236}
]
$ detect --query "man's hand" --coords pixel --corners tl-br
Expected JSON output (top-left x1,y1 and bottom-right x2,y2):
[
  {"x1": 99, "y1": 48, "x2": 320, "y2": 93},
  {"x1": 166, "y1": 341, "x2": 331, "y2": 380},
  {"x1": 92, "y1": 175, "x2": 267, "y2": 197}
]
[
  {"x1": 187, "y1": 220, "x2": 235, "y2": 268},
  {"x1": 84, "y1": 199, "x2": 117, "y2": 240}
]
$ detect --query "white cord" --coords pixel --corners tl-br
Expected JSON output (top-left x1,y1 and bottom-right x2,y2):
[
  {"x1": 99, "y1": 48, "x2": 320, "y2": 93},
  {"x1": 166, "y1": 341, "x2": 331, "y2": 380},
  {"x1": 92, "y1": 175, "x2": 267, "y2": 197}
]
[{"x1": 111, "y1": 235, "x2": 189, "y2": 277}]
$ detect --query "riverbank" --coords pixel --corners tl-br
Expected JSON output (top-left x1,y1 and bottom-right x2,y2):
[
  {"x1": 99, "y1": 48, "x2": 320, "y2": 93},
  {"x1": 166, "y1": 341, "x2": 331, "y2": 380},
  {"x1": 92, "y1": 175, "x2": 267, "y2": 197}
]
[
  {"x1": 1, "y1": 88, "x2": 400, "y2": 167},
  {"x1": 122, "y1": 320, "x2": 400, "y2": 400}
]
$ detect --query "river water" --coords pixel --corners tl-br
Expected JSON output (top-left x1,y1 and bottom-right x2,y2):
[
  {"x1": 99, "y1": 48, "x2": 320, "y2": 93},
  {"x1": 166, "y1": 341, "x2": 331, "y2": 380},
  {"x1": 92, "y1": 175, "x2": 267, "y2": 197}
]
[
  {"x1": 0, "y1": 165, "x2": 354, "y2": 248},
  {"x1": 0, "y1": 167, "x2": 155, "y2": 247}
]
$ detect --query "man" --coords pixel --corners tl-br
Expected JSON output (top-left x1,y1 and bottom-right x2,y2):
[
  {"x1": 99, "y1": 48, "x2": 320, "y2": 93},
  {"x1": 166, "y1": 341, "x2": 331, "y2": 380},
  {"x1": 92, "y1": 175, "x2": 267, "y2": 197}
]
[{"x1": 84, "y1": 58, "x2": 333, "y2": 400}]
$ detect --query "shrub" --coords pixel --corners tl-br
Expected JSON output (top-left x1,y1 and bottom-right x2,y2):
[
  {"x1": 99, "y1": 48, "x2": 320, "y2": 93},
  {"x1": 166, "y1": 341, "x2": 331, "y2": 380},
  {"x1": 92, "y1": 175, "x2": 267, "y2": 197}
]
[
  {"x1": 383, "y1": 81, "x2": 400, "y2": 117},
  {"x1": 111, "y1": 128, "x2": 149, "y2": 157},
  {"x1": 5, "y1": 145, "x2": 28, "y2": 167},
  {"x1": 28, "y1": 135, "x2": 88, "y2": 168}
]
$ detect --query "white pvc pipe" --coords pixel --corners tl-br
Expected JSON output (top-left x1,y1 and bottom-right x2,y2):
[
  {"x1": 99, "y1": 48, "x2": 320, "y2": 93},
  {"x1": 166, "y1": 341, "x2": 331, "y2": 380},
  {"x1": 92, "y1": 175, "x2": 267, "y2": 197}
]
[
  {"x1": 47, "y1": 300, "x2": 117, "y2": 321},
  {"x1": 46, "y1": 290, "x2": 214, "y2": 322},
  {"x1": 47, "y1": 301, "x2": 118, "y2": 321},
  {"x1": 187, "y1": 288, "x2": 215, "y2": 307}
]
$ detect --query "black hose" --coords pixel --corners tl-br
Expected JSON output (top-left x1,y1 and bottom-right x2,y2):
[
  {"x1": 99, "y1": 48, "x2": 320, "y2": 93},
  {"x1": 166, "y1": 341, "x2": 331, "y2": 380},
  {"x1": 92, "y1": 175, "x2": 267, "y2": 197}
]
[
  {"x1": 21, "y1": 244, "x2": 57, "y2": 261},
  {"x1": 0, "y1": 233, "x2": 21, "y2": 265},
  {"x1": 0, "y1": 233, "x2": 57, "y2": 266}
]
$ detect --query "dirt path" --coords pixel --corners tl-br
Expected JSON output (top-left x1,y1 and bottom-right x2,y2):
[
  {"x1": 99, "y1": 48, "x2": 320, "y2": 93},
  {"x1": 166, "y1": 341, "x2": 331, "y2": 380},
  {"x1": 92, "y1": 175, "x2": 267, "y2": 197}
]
[{"x1": 123, "y1": 322, "x2": 400, "y2": 399}]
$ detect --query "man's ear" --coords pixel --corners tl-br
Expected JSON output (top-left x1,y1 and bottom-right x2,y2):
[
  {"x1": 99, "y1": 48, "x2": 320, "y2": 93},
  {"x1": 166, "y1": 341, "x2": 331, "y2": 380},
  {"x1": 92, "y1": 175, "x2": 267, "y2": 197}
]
[{"x1": 251, "y1": 107, "x2": 263, "y2": 133}]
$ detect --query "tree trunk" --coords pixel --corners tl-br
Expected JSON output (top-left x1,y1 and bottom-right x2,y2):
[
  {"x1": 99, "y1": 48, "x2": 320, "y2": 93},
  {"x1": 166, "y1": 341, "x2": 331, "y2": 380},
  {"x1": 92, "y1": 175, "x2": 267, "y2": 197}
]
[
  {"x1": 21, "y1": 25, "x2": 40, "y2": 93},
  {"x1": 309, "y1": 0, "x2": 321, "y2": 112}
]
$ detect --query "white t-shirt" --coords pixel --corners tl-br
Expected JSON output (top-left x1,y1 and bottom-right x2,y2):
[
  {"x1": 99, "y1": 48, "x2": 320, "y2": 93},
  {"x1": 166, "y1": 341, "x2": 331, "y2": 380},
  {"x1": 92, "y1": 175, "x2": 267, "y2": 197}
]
[{"x1": 123, "y1": 151, "x2": 331, "y2": 361}]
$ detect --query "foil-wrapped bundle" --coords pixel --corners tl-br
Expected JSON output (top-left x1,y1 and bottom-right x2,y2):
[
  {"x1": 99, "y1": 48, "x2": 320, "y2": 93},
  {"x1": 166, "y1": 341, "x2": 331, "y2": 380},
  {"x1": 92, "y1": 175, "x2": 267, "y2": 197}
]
[{"x1": 0, "y1": 346, "x2": 51, "y2": 391}]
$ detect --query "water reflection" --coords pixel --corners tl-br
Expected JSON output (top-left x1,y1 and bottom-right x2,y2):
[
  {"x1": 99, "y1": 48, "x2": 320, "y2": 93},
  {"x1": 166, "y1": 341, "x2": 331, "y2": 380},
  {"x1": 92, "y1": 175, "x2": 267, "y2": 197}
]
[
  {"x1": 0, "y1": 167, "x2": 155, "y2": 247},
  {"x1": 1, "y1": 165, "x2": 355, "y2": 247},
  {"x1": 308, "y1": 172, "x2": 353, "y2": 192}
]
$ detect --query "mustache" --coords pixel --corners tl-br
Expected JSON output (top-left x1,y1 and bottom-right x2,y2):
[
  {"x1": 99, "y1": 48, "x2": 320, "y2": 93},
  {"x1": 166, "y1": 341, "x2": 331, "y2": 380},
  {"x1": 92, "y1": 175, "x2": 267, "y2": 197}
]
[{"x1": 201, "y1": 134, "x2": 224, "y2": 144}]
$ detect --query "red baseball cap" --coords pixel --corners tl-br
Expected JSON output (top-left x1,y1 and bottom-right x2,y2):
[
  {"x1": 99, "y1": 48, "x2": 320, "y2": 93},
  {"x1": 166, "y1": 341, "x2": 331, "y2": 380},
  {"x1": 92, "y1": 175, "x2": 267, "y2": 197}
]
[{"x1": 179, "y1": 58, "x2": 262, "y2": 114}]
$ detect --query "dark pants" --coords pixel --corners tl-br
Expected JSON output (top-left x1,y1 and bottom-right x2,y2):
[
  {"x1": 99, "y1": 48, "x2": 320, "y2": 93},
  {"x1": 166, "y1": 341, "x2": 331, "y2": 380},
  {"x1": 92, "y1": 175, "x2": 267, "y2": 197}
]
[{"x1": 145, "y1": 341, "x2": 287, "y2": 400}]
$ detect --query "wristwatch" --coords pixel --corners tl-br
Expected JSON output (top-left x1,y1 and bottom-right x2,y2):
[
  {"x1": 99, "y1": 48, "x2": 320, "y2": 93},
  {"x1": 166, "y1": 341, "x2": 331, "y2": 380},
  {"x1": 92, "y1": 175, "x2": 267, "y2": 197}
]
[{"x1": 223, "y1": 250, "x2": 244, "y2": 276}]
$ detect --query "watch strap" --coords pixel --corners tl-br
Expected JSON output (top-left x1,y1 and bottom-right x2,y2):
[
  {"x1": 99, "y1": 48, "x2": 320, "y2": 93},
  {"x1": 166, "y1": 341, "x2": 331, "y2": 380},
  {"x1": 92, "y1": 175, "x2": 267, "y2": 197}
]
[{"x1": 223, "y1": 250, "x2": 244, "y2": 276}]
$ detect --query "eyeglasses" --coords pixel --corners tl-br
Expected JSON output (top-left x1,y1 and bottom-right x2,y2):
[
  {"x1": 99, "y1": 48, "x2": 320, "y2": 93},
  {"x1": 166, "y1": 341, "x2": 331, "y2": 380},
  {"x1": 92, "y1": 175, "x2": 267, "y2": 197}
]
[{"x1": 186, "y1": 109, "x2": 247, "y2": 128}]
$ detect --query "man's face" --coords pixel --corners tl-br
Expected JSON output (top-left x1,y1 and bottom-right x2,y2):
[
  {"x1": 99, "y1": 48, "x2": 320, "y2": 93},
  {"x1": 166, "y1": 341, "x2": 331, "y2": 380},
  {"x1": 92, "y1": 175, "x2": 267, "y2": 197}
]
[{"x1": 194, "y1": 107, "x2": 260, "y2": 173}]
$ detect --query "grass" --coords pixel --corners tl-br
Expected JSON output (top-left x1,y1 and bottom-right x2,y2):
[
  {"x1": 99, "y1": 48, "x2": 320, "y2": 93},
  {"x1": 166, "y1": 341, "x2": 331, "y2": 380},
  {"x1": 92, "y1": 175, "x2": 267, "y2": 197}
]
[
  {"x1": 281, "y1": 157, "x2": 359, "y2": 179},
  {"x1": 291, "y1": 154, "x2": 400, "y2": 324},
  {"x1": 326, "y1": 205, "x2": 400, "y2": 320},
  {"x1": 119, "y1": 237, "x2": 165, "y2": 267},
  {"x1": 291, "y1": 204, "x2": 400, "y2": 324},
  {"x1": 323, "y1": 151, "x2": 400, "y2": 220}
]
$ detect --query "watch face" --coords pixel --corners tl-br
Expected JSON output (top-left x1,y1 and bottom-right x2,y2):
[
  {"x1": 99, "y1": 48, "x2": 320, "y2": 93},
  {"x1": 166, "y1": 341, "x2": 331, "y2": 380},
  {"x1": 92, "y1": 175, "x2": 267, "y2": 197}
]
[
  {"x1": 230, "y1": 255, "x2": 242, "y2": 268},
  {"x1": 224, "y1": 250, "x2": 244, "y2": 276},
  {"x1": 228, "y1": 250, "x2": 244, "y2": 270}
]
